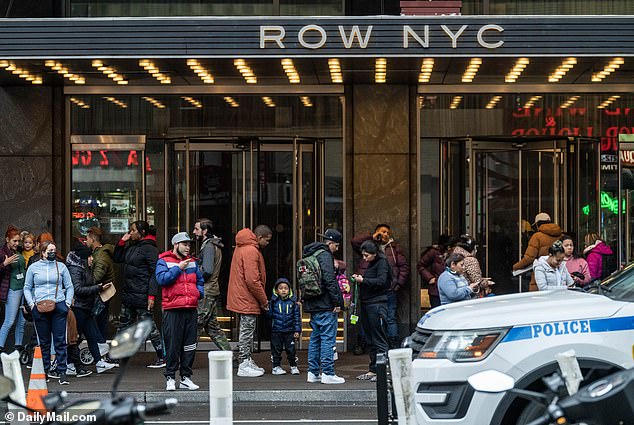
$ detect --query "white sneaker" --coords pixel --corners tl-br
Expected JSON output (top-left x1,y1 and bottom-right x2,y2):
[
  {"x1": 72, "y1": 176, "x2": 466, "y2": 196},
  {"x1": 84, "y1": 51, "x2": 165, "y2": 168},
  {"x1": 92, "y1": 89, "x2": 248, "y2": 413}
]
[
  {"x1": 272, "y1": 366, "x2": 286, "y2": 375},
  {"x1": 248, "y1": 358, "x2": 265, "y2": 373},
  {"x1": 290, "y1": 366, "x2": 300, "y2": 375},
  {"x1": 66, "y1": 363, "x2": 77, "y2": 376},
  {"x1": 96, "y1": 359, "x2": 116, "y2": 374},
  {"x1": 98, "y1": 343, "x2": 109, "y2": 356},
  {"x1": 179, "y1": 377, "x2": 199, "y2": 390},
  {"x1": 321, "y1": 374, "x2": 345, "y2": 384},
  {"x1": 307, "y1": 371, "x2": 321, "y2": 383},
  {"x1": 166, "y1": 377, "x2": 176, "y2": 391},
  {"x1": 237, "y1": 360, "x2": 264, "y2": 377}
]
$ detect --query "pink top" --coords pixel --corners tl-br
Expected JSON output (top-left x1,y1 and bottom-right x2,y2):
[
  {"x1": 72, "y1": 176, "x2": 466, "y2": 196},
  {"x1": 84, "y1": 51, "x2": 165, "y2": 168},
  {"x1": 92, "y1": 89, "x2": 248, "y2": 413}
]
[{"x1": 564, "y1": 256, "x2": 592, "y2": 286}]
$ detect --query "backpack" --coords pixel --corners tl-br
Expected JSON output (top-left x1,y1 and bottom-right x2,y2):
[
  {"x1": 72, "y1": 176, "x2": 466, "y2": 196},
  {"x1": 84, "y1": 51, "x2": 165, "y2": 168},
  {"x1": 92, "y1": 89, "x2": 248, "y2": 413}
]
[
  {"x1": 297, "y1": 249, "x2": 325, "y2": 299},
  {"x1": 600, "y1": 252, "x2": 618, "y2": 279}
]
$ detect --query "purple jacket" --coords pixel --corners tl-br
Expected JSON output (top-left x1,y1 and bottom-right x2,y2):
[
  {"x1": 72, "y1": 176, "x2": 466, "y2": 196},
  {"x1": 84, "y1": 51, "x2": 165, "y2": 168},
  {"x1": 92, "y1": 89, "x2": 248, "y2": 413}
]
[
  {"x1": 417, "y1": 246, "x2": 445, "y2": 296},
  {"x1": 584, "y1": 241, "x2": 613, "y2": 280},
  {"x1": 351, "y1": 233, "x2": 410, "y2": 291},
  {"x1": 0, "y1": 244, "x2": 13, "y2": 302}
]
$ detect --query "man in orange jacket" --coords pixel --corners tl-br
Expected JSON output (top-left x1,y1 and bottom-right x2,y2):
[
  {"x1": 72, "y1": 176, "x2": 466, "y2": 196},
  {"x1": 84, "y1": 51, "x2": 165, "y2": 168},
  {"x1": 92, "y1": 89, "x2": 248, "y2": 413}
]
[{"x1": 227, "y1": 225, "x2": 272, "y2": 377}]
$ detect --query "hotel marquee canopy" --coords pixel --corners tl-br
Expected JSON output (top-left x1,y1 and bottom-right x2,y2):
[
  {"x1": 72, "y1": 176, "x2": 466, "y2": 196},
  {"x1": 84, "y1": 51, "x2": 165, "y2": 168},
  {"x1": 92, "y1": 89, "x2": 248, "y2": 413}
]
[{"x1": 2, "y1": 16, "x2": 634, "y2": 58}]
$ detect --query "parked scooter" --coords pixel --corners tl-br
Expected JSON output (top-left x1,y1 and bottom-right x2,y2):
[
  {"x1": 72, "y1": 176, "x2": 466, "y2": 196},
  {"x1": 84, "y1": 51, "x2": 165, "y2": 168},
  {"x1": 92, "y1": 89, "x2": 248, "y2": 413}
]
[
  {"x1": 468, "y1": 367, "x2": 634, "y2": 425},
  {"x1": 0, "y1": 319, "x2": 177, "y2": 424}
]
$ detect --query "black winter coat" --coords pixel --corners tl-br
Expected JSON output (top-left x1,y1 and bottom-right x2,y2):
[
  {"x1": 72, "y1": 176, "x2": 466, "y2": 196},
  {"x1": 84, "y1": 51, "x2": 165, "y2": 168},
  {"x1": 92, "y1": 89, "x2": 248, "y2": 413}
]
[
  {"x1": 66, "y1": 251, "x2": 100, "y2": 311},
  {"x1": 360, "y1": 253, "x2": 392, "y2": 304},
  {"x1": 300, "y1": 242, "x2": 343, "y2": 313},
  {"x1": 113, "y1": 237, "x2": 159, "y2": 308}
]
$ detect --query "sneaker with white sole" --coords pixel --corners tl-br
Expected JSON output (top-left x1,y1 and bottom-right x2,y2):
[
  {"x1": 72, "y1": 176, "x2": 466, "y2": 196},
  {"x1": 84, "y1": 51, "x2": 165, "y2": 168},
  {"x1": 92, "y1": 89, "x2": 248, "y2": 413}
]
[
  {"x1": 306, "y1": 371, "x2": 321, "y2": 383},
  {"x1": 272, "y1": 366, "x2": 286, "y2": 375},
  {"x1": 290, "y1": 366, "x2": 300, "y2": 375},
  {"x1": 179, "y1": 377, "x2": 199, "y2": 390},
  {"x1": 166, "y1": 377, "x2": 176, "y2": 391},
  {"x1": 321, "y1": 374, "x2": 345, "y2": 384},
  {"x1": 76, "y1": 368, "x2": 93, "y2": 378},
  {"x1": 96, "y1": 359, "x2": 116, "y2": 374},
  {"x1": 247, "y1": 358, "x2": 265, "y2": 373},
  {"x1": 237, "y1": 360, "x2": 264, "y2": 377},
  {"x1": 66, "y1": 363, "x2": 77, "y2": 376},
  {"x1": 147, "y1": 358, "x2": 166, "y2": 369}
]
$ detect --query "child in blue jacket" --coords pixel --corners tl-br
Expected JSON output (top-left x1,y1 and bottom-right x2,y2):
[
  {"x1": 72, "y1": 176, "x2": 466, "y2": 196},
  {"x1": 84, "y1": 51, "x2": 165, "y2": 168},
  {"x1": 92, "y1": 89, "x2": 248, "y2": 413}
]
[{"x1": 267, "y1": 278, "x2": 301, "y2": 375}]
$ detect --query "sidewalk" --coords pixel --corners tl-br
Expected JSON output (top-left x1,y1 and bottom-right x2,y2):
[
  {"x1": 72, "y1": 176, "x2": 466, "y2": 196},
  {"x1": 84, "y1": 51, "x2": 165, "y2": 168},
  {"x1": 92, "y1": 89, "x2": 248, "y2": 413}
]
[{"x1": 15, "y1": 351, "x2": 378, "y2": 405}]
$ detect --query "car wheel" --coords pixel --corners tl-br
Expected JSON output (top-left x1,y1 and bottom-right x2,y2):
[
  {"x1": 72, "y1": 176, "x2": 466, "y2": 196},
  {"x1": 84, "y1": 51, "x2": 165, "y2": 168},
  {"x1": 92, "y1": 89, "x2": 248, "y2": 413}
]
[{"x1": 514, "y1": 401, "x2": 544, "y2": 425}]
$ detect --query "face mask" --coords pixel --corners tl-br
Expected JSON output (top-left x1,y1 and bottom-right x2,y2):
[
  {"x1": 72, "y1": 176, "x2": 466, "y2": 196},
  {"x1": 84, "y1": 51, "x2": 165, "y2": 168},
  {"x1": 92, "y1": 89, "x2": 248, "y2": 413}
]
[{"x1": 46, "y1": 252, "x2": 56, "y2": 261}]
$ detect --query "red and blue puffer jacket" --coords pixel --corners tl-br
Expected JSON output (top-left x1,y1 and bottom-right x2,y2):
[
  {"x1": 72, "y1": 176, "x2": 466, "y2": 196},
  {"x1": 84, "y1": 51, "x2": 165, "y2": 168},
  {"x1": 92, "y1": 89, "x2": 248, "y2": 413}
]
[{"x1": 155, "y1": 251, "x2": 204, "y2": 310}]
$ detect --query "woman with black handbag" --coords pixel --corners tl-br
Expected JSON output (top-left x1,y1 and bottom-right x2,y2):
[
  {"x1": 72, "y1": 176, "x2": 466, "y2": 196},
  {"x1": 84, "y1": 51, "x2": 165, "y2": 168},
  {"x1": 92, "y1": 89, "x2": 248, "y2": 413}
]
[{"x1": 24, "y1": 240, "x2": 74, "y2": 385}]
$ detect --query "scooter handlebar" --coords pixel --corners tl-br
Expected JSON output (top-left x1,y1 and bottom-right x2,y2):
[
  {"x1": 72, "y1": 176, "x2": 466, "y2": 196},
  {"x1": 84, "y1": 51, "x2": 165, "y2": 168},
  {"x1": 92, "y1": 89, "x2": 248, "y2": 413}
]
[{"x1": 136, "y1": 398, "x2": 179, "y2": 419}]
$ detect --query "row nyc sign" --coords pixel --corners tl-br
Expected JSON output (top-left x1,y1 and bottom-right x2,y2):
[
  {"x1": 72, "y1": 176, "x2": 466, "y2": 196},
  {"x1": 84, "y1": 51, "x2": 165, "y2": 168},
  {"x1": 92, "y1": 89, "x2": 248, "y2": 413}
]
[{"x1": 260, "y1": 24, "x2": 504, "y2": 50}]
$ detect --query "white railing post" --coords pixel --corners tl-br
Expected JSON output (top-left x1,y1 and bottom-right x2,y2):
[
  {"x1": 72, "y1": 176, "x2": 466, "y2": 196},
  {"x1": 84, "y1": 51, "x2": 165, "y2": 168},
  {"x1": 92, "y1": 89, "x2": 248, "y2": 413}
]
[
  {"x1": 388, "y1": 348, "x2": 415, "y2": 425},
  {"x1": 1, "y1": 350, "x2": 28, "y2": 425},
  {"x1": 208, "y1": 351, "x2": 233, "y2": 425}
]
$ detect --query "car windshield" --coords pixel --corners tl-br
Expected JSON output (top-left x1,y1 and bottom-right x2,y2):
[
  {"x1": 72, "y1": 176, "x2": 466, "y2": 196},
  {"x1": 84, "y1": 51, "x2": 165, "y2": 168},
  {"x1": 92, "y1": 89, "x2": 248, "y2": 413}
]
[{"x1": 600, "y1": 262, "x2": 634, "y2": 302}]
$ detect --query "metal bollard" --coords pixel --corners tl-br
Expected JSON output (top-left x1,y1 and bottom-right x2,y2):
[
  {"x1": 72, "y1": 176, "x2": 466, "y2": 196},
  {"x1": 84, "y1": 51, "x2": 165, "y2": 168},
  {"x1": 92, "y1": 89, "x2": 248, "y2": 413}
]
[
  {"x1": 376, "y1": 352, "x2": 390, "y2": 425},
  {"x1": 388, "y1": 348, "x2": 415, "y2": 425},
  {"x1": 208, "y1": 351, "x2": 233, "y2": 425}
]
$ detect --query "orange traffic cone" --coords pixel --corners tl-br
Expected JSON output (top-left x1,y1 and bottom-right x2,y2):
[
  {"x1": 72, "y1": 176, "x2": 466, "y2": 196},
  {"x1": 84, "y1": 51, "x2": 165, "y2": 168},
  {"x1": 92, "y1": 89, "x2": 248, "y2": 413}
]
[{"x1": 26, "y1": 346, "x2": 48, "y2": 414}]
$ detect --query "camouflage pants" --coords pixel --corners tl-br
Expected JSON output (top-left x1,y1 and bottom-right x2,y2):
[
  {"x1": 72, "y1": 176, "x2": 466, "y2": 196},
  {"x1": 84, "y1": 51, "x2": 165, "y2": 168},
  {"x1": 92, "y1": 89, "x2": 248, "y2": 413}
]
[{"x1": 198, "y1": 295, "x2": 231, "y2": 351}]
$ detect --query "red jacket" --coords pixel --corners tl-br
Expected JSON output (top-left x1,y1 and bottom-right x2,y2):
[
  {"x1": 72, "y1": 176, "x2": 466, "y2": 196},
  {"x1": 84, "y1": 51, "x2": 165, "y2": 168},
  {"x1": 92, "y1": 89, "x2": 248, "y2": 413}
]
[
  {"x1": 227, "y1": 228, "x2": 268, "y2": 315},
  {"x1": 417, "y1": 245, "x2": 446, "y2": 297},
  {"x1": 155, "y1": 251, "x2": 204, "y2": 310}
]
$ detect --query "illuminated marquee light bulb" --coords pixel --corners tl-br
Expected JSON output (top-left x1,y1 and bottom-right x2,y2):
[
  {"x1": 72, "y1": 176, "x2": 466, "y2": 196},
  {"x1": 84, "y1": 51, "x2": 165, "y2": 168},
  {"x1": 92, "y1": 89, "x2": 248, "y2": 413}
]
[
  {"x1": 548, "y1": 57, "x2": 577, "y2": 83},
  {"x1": 281, "y1": 59, "x2": 301, "y2": 84},
  {"x1": 102, "y1": 96, "x2": 128, "y2": 108},
  {"x1": 233, "y1": 59, "x2": 257, "y2": 84},
  {"x1": 187, "y1": 59, "x2": 215, "y2": 84},
  {"x1": 418, "y1": 58, "x2": 434, "y2": 83},
  {"x1": 597, "y1": 95, "x2": 621, "y2": 109},
  {"x1": 92, "y1": 60, "x2": 128, "y2": 85},
  {"x1": 300, "y1": 96, "x2": 313, "y2": 107},
  {"x1": 485, "y1": 95, "x2": 503, "y2": 109},
  {"x1": 505, "y1": 58, "x2": 529, "y2": 83},
  {"x1": 560, "y1": 95, "x2": 580, "y2": 109},
  {"x1": 449, "y1": 95, "x2": 463, "y2": 109},
  {"x1": 2, "y1": 62, "x2": 43, "y2": 85},
  {"x1": 462, "y1": 58, "x2": 482, "y2": 83},
  {"x1": 223, "y1": 96, "x2": 240, "y2": 108},
  {"x1": 591, "y1": 57, "x2": 624, "y2": 82},
  {"x1": 69, "y1": 97, "x2": 90, "y2": 109},
  {"x1": 262, "y1": 96, "x2": 276, "y2": 107},
  {"x1": 142, "y1": 96, "x2": 166, "y2": 109},
  {"x1": 139, "y1": 60, "x2": 171, "y2": 84},
  {"x1": 523, "y1": 95, "x2": 543, "y2": 109},
  {"x1": 328, "y1": 58, "x2": 343, "y2": 84},
  {"x1": 181, "y1": 96, "x2": 203, "y2": 108},
  {"x1": 375, "y1": 58, "x2": 387, "y2": 84}
]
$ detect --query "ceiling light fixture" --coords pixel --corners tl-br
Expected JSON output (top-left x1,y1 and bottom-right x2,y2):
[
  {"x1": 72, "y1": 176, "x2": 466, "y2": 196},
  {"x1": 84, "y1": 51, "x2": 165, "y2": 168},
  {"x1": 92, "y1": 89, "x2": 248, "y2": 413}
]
[
  {"x1": 223, "y1": 96, "x2": 239, "y2": 108},
  {"x1": 139, "y1": 59, "x2": 171, "y2": 84},
  {"x1": 69, "y1": 97, "x2": 90, "y2": 109},
  {"x1": 375, "y1": 58, "x2": 387, "y2": 84},
  {"x1": 560, "y1": 95, "x2": 580, "y2": 109},
  {"x1": 181, "y1": 96, "x2": 202, "y2": 108},
  {"x1": 300, "y1": 96, "x2": 313, "y2": 107},
  {"x1": 92, "y1": 60, "x2": 128, "y2": 85},
  {"x1": 233, "y1": 59, "x2": 257, "y2": 84},
  {"x1": 523, "y1": 95, "x2": 542, "y2": 109},
  {"x1": 485, "y1": 95, "x2": 503, "y2": 109},
  {"x1": 0, "y1": 61, "x2": 42, "y2": 84},
  {"x1": 186, "y1": 59, "x2": 215, "y2": 84},
  {"x1": 102, "y1": 96, "x2": 128, "y2": 108},
  {"x1": 328, "y1": 58, "x2": 343, "y2": 84},
  {"x1": 462, "y1": 58, "x2": 482, "y2": 83},
  {"x1": 449, "y1": 96, "x2": 463, "y2": 109},
  {"x1": 281, "y1": 59, "x2": 300, "y2": 84},
  {"x1": 548, "y1": 57, "x2": 577, "y2": 83},
  {"x1": 44, "y1": 61, "x2": 86, "y2": 84},
  {"x1": 142, "y1": 96, "x2": 166, "y2": 109},
  {"x1": 597, "y1": 95, "x2": 620, "y2": 109},
  {"x1": 505, "y1": 58, "x2": 529, "y2": 83},
  {"x1": 591, "y1": 57, "x2": 624, "y2": 82},
  {"x1": 262, "y1": 96, "x2": 276, "y2": 107},
  {"x1": 418, "y1": 58, "x2": 434, "y2": 83}
]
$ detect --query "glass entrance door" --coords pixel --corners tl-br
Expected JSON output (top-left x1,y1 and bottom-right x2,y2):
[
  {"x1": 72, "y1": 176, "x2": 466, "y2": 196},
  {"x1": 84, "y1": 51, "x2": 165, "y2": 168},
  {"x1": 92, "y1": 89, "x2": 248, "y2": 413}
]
[
  {"x1": 166, "y1": 137, "x2": 326, "y2": 346},
  {"x1": 441, "y1": 137, "x2": 600, "y2": 294}
]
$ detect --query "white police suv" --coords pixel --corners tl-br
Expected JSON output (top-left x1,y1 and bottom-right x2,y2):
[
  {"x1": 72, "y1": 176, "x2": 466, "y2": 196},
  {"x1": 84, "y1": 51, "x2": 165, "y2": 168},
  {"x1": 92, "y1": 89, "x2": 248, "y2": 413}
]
[{"x1": 408, "y1": 266, "x2": 634, "y2": 425}]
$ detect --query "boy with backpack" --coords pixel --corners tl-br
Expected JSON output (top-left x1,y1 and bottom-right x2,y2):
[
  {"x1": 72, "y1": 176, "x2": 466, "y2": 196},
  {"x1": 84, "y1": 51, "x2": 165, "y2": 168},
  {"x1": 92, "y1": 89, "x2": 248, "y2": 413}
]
[
  {"x1": 267, "y1": 277, "x2": 301, "y2": 375},
  {"x1": 298, "y1": 229, "x2": 345, "y2": 384}
]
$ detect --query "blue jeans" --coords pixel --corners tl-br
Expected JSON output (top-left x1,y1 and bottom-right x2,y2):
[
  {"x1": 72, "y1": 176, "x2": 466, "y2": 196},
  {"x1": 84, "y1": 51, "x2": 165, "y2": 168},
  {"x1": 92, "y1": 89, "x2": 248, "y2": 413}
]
[
  {"x1": 0, "y1": 289, "x2": 26, "y2": 348},
  {"x1": 308, "y1": 311, "x2": 338, "y2": 376},
  {"x1": 386, "y1": 291, "x2": 398, "y2": 338}
]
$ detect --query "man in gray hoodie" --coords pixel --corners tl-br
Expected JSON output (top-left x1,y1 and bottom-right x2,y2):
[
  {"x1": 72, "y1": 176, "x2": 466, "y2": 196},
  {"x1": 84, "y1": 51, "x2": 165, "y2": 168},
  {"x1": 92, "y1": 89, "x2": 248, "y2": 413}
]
[{"x1": 193, "y1": 218, "x2": 230, "y2": 351}]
